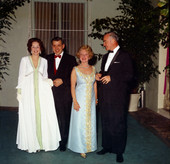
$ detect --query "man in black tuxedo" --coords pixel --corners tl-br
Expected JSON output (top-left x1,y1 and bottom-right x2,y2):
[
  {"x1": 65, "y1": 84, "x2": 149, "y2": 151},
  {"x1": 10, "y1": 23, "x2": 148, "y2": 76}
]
[
  {"x1": 46, "y1": 37, "x2": 77, "y2": 151},
  {"x1": 96, "y1": 32, "x2": 133, "y2": 162}
]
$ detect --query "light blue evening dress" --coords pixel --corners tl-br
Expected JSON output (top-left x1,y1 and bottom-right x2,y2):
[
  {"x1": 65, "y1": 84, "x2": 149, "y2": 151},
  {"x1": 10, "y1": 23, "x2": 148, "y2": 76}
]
[{"x1": 68, "y1": 66, "x2": 97, "y2": 153}]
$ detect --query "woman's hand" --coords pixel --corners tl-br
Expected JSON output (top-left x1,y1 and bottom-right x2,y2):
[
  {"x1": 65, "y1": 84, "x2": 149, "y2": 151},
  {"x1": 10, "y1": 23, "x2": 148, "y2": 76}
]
[
  {"x1": 95, "y1": 98, "x2": 98, "y2": 105},
  {"x1": 95, "y1": 73, "x2": 102, "y2": 81},
  {"x1": 73, "y1": 100, "x2": 80, "y2": 111}
]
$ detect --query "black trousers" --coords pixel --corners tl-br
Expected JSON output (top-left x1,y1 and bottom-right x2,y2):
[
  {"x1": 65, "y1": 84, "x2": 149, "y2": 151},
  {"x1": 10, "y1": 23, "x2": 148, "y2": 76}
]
[{"x1": 100, "y1": 103, "x2": 127, "y2": 154}]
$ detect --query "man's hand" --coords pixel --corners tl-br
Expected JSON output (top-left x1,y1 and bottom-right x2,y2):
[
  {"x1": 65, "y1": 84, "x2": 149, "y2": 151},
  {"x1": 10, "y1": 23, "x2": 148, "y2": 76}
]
[
  {"x1": 53, "y1": 78, "x2": 63, "y2": 87},
  {"x1": 101, "y1": 75, "x2": 111, "y2": 84}
]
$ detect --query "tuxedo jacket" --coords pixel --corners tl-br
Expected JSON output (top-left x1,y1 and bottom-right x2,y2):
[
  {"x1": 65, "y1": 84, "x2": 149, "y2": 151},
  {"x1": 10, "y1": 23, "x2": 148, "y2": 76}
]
[
  {"x1": 46, "y1": 52, "x2": 77, "y2": 104},
  {"x1": 99, "y1": 48, "x2": 133, "y2": 106},
  {"x1": 98, "y1": 48, "x2": 133, "y2": 154}
]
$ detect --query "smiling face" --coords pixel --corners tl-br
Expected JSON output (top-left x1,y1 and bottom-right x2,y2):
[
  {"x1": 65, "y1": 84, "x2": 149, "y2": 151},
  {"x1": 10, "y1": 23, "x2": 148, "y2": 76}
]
[
  {"x1": 52, "y1": 40, "x2": 65, "y2": 55},
  {"x1": 79, "y1": 49, "x2": 90, "y2": 64},
  {"x1": 31, "y1": 42, "x2": 41, "y2": 56}
]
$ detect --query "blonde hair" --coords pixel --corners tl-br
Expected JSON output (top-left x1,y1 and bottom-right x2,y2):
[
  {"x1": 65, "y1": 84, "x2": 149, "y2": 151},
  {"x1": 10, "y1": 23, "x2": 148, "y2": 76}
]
[{"x1": 76, "y1": 45, "x2": 93, "y2": 59}]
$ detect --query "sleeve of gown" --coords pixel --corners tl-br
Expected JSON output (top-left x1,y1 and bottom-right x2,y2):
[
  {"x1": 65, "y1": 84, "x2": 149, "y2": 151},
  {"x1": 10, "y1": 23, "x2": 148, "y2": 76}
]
[
  {"x1": 16, "y1": 57, "x2": 26, "y2": 89},
  {"x1": 42, "y1": 59, "x2": 54, "y2": 86},
  {"x1": 43, "y1": 59, "x2": 48, "y2": 78}
]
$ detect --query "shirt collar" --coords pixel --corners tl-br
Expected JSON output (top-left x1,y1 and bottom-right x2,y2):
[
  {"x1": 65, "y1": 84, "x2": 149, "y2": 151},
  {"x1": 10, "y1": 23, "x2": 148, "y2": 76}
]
[{"x1": 113, "y1": 45, "x2": 120, "y2": 54}]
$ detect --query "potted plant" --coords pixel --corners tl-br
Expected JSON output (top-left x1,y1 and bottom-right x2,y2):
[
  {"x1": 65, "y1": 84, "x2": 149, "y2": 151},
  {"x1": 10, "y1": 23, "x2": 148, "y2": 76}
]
[{"x1": 89, "y1": 0, "x2": 162, "y2": 111}]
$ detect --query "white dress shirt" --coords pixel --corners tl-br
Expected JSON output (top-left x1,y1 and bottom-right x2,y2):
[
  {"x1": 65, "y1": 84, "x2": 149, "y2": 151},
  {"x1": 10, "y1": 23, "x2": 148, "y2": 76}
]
[
  {"x1": 104, "y1": 45, "x2": 120, "y2": 71},
  {"x1": 55, "y1": 51, "x2": 63, "y2": 70}
]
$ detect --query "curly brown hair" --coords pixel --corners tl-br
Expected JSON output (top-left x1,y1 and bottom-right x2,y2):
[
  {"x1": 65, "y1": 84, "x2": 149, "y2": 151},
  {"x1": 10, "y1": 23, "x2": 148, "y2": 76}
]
[{"x1": 27, "y1": 38, "x2": 45, "y2": 56}]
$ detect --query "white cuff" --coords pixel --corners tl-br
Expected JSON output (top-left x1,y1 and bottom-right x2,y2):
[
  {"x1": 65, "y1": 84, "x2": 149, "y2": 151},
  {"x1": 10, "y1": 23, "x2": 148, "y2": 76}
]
[
  {"x1": 44, "y1": 78, "x2": 53, "y2": 87},
  {"x1": 17, "y1": 93, "x2": 22, "y2": 102}
]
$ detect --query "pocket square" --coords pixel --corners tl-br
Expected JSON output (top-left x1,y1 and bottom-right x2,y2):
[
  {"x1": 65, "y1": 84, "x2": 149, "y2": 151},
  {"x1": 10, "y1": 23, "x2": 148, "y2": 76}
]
[{"x1": 114, "y1": 61, "x2": 120, "y2": 63}]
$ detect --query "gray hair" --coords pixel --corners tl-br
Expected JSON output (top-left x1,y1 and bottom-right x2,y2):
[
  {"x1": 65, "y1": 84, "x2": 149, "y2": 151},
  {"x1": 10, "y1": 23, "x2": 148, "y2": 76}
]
[{"x1": 104, "y1": 32, "x2": 119, "y2": 42}]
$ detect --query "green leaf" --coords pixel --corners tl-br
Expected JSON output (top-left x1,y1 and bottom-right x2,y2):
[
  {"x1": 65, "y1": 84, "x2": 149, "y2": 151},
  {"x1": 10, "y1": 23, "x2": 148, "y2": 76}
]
[
  {"x1": 160, "y1": 9, "x2": 169, "y2": 16},
  {"x1": 158, "y1": 2, "x2": 166, "y2": 8}
]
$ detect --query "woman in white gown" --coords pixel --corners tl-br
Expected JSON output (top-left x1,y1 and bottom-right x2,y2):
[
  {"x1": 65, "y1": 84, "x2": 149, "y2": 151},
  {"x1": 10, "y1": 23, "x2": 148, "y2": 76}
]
[
  {"x1": 68, "y1": 45, "x2": 97, "y2": 158},
  {"x1": 16, "y1": 38, "x2": 61, "y2": 153}
]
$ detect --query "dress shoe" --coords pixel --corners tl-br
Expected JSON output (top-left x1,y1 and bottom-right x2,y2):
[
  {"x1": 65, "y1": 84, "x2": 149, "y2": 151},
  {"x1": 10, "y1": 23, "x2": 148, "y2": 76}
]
[
  {"x1": 59, "y1": 146, "x2": 66, "y2": 151},
  {"x1": 80, "y1": 153, "x2": 86, "y2": 159},
  {"x1": 97, "y1": 149, "x2": 110, "y2": 155},
  {"x1": 116, "y1": 154, "x2": 124, "y2": 163}
]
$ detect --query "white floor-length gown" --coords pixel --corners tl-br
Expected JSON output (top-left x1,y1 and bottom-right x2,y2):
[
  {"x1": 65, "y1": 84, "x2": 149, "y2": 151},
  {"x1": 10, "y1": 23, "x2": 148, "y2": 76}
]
[{"x1": 16, "y1": 56, "x2": 61, "y2": 153}]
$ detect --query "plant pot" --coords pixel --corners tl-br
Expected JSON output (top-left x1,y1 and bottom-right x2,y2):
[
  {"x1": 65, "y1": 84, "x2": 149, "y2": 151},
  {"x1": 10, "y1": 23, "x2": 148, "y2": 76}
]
[{"x1": 128, "y1": 93, "x2": 140, "y2": 112}]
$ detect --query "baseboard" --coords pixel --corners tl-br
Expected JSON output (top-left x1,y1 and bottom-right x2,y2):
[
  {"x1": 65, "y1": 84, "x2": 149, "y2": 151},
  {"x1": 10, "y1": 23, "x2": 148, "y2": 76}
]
[
  {"x1": 158, "y1": 108, "x2": 170, "y2": 119},
  {"x1": 0, "y1": 106, "x2": 18, "y2": 111}
]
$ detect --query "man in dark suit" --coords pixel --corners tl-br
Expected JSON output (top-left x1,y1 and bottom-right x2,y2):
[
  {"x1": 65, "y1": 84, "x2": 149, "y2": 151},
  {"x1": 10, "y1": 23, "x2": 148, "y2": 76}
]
[
  {"x1": 46, "y1": 37, "x2": 77, "y2": 151},
  {"x1": 96, "y1": 32, "x2": 133, "y2": 163}
]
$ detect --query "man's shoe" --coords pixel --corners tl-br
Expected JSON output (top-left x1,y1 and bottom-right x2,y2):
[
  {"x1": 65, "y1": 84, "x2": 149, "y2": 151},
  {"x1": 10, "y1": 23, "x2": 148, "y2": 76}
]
[
  {"x1": 97, "y1": 149, "x2": 109, "y2": 155},
  {"x1": 116, "y1": 154, "x2": 124, "y2": 163},
  {"x1": 59, "y1": 146, "x2": 66, "y2": 152}
]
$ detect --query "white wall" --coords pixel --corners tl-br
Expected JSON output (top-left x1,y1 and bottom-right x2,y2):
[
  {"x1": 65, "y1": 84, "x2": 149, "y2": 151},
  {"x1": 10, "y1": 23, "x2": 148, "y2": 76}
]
[
  {"x1": 158, "y1": 46, "x2": 167, "y2": 109},
  {"x1": 0, "y1": 4, "x2": 30, "y2": 107},
  {"x1": 145, "y1": 75, "x2": 159, "y2": 111},
  {"x1": 0, "y1": 0, "x2": 120, "y2": 107},
  {"x1": 145, "y1": 46, "x2": 167, "y2": 112}
]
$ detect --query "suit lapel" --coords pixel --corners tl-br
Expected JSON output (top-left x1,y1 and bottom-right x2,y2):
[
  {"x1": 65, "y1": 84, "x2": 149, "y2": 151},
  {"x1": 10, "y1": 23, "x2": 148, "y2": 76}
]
[
  {"x1": 57, "y1": 52, "x2": 65, "y2": 72},
  {"x1": 102, "y1": 53, "x2": 109, "y2": 71},
  {"x1": 108, "y1": 49, "x2": 121, "y2": 71},
  {"x1": 49, "y1": 53, "x2": 56, "y2": 78}
]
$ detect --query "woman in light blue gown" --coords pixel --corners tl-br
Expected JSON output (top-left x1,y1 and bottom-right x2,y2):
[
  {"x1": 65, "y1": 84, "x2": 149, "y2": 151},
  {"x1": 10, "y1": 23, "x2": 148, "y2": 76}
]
[{"x1": 68, "y1": 45, "x2": 97, "y2": 158}]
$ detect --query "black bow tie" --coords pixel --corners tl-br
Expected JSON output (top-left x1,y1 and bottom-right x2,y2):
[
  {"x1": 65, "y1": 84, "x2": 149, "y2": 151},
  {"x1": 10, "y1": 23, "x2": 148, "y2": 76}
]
[{"x1": 108, "y1": 50, "x2": 114, "y2": 53}]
